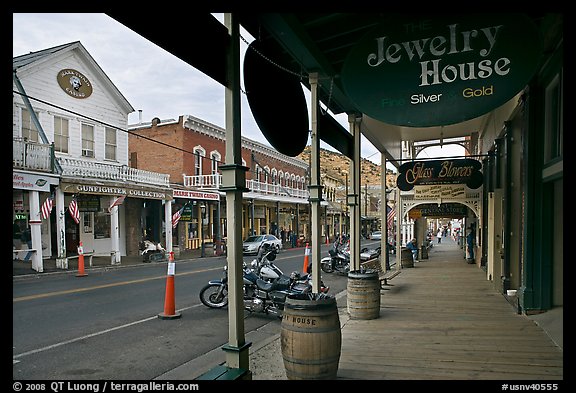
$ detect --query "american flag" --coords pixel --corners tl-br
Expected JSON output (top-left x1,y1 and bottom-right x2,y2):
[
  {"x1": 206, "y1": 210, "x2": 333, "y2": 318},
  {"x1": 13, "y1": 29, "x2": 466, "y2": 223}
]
[
  {"x1": 172, "y1": 206, "x2": 185, "y2": 229},
  {"x1": 386, "y1": 205, "x2": 395, "y2": 230},
  {"x1": 68, "y1": 198, "x2": 80, "y2": 224},
  {"x1": 41, "y1": 194, "x2": 54, "y2": 220},
  {"x1": 108, "y1": 195, "x2": 126, "y2": 213}
]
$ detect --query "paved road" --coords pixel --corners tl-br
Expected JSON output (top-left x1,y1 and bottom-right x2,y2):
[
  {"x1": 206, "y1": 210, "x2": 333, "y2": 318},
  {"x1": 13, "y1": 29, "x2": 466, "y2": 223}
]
[{"x1": 14, "y1": 242, "x2": 382, "y2": 380}]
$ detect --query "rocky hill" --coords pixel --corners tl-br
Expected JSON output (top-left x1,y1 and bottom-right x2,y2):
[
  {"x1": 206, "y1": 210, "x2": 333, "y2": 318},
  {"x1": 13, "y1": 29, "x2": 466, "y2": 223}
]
[{"x1": 297, "y1": 145, "x2": 396, "y2": 187}]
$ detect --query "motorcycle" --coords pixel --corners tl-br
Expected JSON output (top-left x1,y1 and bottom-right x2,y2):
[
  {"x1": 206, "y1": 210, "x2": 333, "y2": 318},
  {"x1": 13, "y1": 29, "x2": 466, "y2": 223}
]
[
  {"x1": 360, "y1": 246, "x2": 381, "y2": 261},
  {"x1": 199, "y1": 262, "x2": 313, "y2": 317},
  {"x1": 139, "y1": 240, "x2": 167, "y2": 262},
  {"x1": 250, "y1": 243, "x2": 330, "y2": 293},
  {"x1": 321, "y1": 240, "x2": 350, "y2": 274}
]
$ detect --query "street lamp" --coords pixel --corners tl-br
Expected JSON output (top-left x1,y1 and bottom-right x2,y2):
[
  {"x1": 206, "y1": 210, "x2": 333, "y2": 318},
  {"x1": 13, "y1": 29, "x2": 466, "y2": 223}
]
[{"x1": 200, "y1": 203, "x2": 206, "y2": 257}]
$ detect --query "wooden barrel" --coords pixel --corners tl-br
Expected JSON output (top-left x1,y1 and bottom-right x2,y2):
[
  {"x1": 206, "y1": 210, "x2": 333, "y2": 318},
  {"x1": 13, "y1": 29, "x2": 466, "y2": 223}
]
[
  {"x1": 281, "y1": 294, "x2": 341, "y2": 380},
  {"x1": 347, "y1": 270, "x2": 381, "y2": 320},
  {"x1": 401, "y1": 247, "x2": 414, "y2": 268}
]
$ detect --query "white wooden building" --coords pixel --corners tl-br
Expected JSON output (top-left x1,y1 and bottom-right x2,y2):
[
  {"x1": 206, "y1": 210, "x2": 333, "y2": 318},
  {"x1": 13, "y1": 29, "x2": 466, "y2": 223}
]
[{"x1": 13, "y1": 41, "x2": 172, "y2": 272}]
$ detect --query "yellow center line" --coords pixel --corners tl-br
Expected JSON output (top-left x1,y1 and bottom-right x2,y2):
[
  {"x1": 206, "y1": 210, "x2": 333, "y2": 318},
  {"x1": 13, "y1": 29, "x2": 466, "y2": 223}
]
[{"x1": 13, "y1": 266, "x2": 221, "y2": 303}]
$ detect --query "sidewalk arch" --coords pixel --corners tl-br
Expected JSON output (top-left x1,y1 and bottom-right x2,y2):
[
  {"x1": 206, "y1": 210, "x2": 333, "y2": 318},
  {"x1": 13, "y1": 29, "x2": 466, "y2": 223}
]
[{"x1": 400, "y1": 190, "x2": 482, "y2": 221}]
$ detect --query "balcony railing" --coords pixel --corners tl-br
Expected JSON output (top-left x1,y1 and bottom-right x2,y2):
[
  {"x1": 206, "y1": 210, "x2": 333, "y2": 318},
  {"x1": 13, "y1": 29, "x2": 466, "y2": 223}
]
[
  {"x1": 59, "y1": 157, "x2": 170, "y2": 186},
  {"x1": 13, "y1": 137, "x2": 54, "y2": 173},
  {"x1": 183, "y1": 174, "x2": 309, "y2": 200}
]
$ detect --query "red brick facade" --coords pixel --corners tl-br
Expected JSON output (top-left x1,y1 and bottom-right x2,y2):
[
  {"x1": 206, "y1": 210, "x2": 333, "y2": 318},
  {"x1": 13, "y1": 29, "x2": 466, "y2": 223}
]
[{"x1": 129, "y1": 115, "x2": 307, "y2": 185}]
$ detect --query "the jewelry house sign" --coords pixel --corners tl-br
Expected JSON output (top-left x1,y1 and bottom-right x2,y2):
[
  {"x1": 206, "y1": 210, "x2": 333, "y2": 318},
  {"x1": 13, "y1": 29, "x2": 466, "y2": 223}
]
[{"x1": 341, "y1": 14, "x2": 542, "y2": 127}]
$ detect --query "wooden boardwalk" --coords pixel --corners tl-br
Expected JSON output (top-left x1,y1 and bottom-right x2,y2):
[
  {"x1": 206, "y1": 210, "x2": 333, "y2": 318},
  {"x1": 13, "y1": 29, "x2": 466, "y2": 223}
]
[{"x1": 336, "y1": 240, "x2": 563, "y2": 380}]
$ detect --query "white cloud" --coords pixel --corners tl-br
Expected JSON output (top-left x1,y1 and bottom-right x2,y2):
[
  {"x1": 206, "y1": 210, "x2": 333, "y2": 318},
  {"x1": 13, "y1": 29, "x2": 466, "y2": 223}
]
[{"x1": 14, "y1": 12, "x2": 455, "y2": 168}]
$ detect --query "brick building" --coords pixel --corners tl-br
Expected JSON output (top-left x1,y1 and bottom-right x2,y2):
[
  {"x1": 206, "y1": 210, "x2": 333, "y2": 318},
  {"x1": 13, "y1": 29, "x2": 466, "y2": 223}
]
[{"x1": 128, "y1": 114, "x2": 313, "y2": 252}]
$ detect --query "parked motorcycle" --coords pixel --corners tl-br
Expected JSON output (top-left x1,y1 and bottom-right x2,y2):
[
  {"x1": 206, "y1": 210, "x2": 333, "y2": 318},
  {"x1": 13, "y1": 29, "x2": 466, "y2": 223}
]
[
  {"x1": 139, "y1": 240, "x2": 167, "y2": 262},
  {"x1": 360, "y1": 246, "x2": 381, "y2": 261},
  {"x1": 251, "y1": 243, "x2": 330, "y2": 293},
  {"x1": 321, "y1": 240, "x2": 350, "y2": 274},
  {"x1": 199, "y1": 261, "x2": 314, "y2": 317}
]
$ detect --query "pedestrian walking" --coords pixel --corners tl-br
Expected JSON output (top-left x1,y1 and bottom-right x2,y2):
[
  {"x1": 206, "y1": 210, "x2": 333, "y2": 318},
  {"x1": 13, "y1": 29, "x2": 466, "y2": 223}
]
[
  {"x1": 437, "y1": 229, "x2": 442, "y2": 244},
  {"x1": 466, "y1": 226, "x2": 475, "y2": 262}
]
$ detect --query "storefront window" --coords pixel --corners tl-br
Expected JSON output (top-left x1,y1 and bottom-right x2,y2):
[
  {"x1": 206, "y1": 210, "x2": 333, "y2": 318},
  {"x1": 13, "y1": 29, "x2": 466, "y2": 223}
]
[{"x1": 94, "y1": 212, "x2": 110, "y2": 239}]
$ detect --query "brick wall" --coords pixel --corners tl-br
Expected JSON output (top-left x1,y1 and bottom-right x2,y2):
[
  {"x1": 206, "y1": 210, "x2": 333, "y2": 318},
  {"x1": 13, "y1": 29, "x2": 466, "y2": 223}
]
[{"x1": 129, "y1": 116, "x2": 308, "y2": 185}]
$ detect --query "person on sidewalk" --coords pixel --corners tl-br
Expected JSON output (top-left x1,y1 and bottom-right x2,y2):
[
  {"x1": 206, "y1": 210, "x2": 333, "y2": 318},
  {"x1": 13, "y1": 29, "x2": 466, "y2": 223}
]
[
  {"x1": 406, "y1": 238, "x2": 419, "y2": 262},
  {"x1": 21, "y1": 226, "x2": 33, "y2": 262},
  {"x1": 437, "y1": 229, "x2": 442, "y2": 244},
  {"x1": 466, "y1": 227, "x2": 475, "y2": 263}
]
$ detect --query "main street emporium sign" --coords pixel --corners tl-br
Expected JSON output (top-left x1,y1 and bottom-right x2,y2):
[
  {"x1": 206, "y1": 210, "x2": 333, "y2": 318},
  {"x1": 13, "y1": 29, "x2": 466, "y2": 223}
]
[
  {"x1": 409, "y1": 203, "x2": 468, "y2": 219},
  {"x1": 341, "y1": 14, "x2": 542, "y2": 127}
]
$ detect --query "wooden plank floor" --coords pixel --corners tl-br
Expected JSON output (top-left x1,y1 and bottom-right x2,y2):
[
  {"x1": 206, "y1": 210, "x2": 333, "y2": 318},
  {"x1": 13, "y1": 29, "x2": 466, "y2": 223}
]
[{"x1": 336, "y1": 240, "x2": 563, "y2": 380}]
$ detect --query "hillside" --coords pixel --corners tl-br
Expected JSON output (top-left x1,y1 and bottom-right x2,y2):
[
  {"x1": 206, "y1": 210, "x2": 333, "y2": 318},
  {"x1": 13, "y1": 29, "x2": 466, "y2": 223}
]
[{"x1": 297, "y1": 146, "x2": 396, "y2": 187}]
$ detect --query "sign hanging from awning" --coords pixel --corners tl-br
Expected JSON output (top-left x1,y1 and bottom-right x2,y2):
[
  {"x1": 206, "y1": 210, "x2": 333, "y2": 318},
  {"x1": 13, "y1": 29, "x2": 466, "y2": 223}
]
[
  {"x1": 341, "y1": 13, "x2": 542, "y2": 127},
  {"x1": 397, "y1": 159, "x2": 483, "y2": 190},
  {"x1": 414, "y1": 184, "x2": 466, "y2": 199},
  {"x1": 410, "y1": 203, "x2": 468, "y2": 219}
]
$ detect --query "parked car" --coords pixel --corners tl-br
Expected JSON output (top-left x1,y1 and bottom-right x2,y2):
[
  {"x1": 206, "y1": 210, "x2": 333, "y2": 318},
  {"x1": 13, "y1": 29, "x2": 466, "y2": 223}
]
[
  {"x1": 370, "y1": 231, "x2": 382, "y2": 240},
  {"x1": 242, "y1": 234, "x2": 283, "y2": 255}
]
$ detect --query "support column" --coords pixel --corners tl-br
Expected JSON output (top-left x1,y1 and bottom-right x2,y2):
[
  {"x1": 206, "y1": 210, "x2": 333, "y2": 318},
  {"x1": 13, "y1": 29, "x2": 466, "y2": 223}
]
[
  {"x1": 220, "y1": 12, "x2": 251, "y2": 373},
  {"x1": 164, "y1": 199, "x2": 173, "y2": 253},
  {"x1": 308, "y1": 72, "x2": 322, "y2": 293},
  {"x1": 55, "y1": 187, "x2": 67, "y2": 269},
  {"x1": 395, "y1": 188, "x2": 402, "y2": 271},
  {"x1": 110, "y1": 196, "x2": 120, "y2": 265},
  {"x1": 381, "y1": 153, "x2": 388, "y2": 271},
  {"x1": 28, "y1": 190, "x2": 43, "y2": 272},
  {"x1": 348, "y1": 114, "x2": 361, "y2": 271}
]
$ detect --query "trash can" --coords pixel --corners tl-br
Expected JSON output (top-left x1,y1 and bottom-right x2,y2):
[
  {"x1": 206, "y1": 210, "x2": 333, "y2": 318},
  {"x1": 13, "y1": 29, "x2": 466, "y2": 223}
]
[
  {"x1": 281, "y1": 293, "x2": 341, "y2": 380},
  {"x1": 347, "y1": 269, "x2": 381, "y2": 320},
  {"x1": 420, "y1": 244, "x2": 428, "y2": 259},
  {"x1": 401, "y1": 247, "x2": 414, "y2": 268}
]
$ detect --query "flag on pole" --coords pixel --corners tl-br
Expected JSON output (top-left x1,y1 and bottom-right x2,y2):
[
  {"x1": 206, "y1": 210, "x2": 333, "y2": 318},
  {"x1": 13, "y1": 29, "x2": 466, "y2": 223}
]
[
  {"x1": 41, "y1": 194, "x2": 54, "y2": 220},
  {"x1": 172, "y1": 205, "x2": 185, "y2": 229},
  {"x1": 68, "y1": 198, "x2": 80, "y2": 224},
  {"x1": 108, "y1": 195, "x2": 126, "y2": 213},
  {"x1": 386, "y1": 204, "x2": 395, "y2": 230}
]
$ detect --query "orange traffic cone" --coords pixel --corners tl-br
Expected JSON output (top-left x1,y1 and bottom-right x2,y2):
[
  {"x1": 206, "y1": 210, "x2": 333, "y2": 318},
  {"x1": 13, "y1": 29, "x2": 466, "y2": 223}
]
[
  {"x1": 302, "y1": 242, "x2": 310, "y2": 273},
  {"x1": 158, "y1": 251, "x2": 182, "y2": 320},
  {"x1": 76, "y1": 241, "x2": 88, "y2": 277}
]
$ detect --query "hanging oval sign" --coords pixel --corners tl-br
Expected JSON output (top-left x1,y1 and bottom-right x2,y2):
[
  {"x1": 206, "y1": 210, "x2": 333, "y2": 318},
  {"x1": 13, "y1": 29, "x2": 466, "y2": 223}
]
[
  {"x1": 244, "y1": 40, "x2": 309, "y2": 157},
  {"x1": 341, "y1": 13, "x2": 542, "y2": 127},
  {"x1": 57, "y1": 68, "x2": 93, "y2": 99}
]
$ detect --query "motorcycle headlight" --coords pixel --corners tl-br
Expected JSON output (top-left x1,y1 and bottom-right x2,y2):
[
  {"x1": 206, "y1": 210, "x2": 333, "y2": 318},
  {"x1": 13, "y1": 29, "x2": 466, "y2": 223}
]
[{"x1": 251, "y1": 260, "x2": 258, "y2": 268}]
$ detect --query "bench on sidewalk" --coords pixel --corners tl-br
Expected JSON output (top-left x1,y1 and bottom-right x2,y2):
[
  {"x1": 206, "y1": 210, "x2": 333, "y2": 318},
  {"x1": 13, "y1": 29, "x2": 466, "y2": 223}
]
[
  {"x1": 67, "y1": 253, "x2": 95, "y2": 267},
  {"x1": 360, "y1": 258, "x2": 402, "y2": 289},
  {"x1": 13, "y1": 248, "x2": 36, "y2": 260}
]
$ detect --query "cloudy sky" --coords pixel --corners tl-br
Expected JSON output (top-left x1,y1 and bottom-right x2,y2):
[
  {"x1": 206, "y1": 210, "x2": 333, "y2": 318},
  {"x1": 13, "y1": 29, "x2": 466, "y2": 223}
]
[{"x1": 13, "y1": 12, "x2": 462, "y2": 167}]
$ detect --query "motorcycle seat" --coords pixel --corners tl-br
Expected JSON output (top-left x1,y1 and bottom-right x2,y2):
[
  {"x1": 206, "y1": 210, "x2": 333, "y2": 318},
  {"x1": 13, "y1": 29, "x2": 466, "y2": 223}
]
[{"x1": 256, "y1": 278, "x2": 274, "y2": 291}]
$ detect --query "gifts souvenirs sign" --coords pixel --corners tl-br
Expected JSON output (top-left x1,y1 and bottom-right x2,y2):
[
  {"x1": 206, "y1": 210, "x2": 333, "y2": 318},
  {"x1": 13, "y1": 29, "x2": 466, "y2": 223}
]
[
  {"x1": 341, "y1": 14, "x2": 542, "y2": 127},
  {"x1": 397, "y1": 159, "x2": 483, "y2": 191}
]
